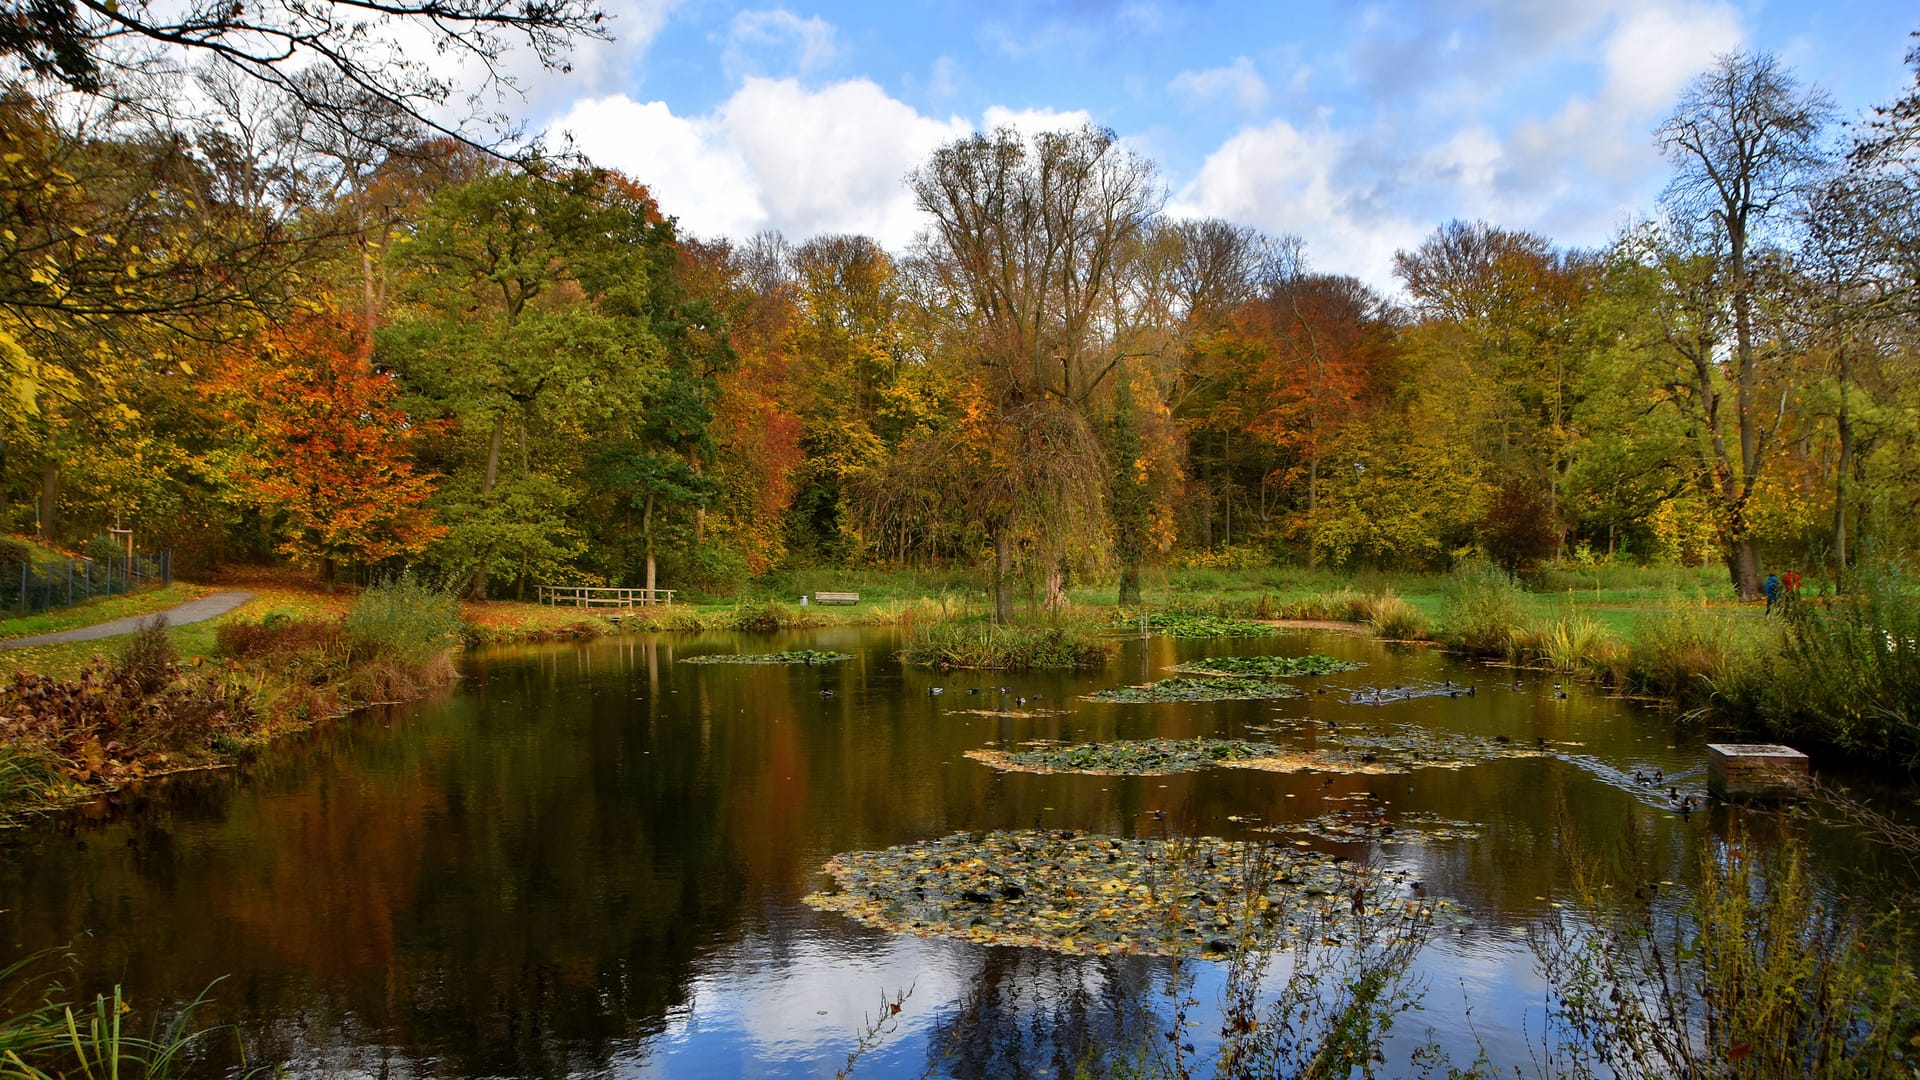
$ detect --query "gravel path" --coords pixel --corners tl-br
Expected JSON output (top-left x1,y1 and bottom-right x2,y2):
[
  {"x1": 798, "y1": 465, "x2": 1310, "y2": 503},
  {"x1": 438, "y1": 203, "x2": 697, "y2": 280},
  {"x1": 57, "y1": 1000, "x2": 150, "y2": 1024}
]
[{"x1": 0, "y1": 590, "x2": 255, "y2": 649}]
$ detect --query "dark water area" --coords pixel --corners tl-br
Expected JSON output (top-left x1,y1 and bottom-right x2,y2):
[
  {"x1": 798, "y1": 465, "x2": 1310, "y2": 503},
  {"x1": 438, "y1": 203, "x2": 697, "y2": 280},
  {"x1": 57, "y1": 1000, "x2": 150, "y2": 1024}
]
[{"x1": 0, "y1": 627, "x2": 1902, "y2": 1077}]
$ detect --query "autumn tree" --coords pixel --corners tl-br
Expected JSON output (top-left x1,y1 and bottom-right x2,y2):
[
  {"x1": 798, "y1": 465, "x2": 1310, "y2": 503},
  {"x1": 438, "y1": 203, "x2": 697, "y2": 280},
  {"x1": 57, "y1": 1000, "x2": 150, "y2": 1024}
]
[
  {"x1": 1656, "y1": 50, "x2": 1834, "y2": 598},
  {"x1": 215, "y1": 308, "x2": 442, "y2": 586},
  {"x1": 905, "y1": 125, "x2": 1160, "y2": 620}
]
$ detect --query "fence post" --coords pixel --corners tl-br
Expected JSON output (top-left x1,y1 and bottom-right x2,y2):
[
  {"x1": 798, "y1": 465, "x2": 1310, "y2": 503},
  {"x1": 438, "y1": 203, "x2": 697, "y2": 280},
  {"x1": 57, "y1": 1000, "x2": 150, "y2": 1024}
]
[
  {"x1": 66, "y1": 560, "x2": 72, "y2": 606},
  {"x1": 18, "y1": 561, "x2": 25, "y2": 613}
]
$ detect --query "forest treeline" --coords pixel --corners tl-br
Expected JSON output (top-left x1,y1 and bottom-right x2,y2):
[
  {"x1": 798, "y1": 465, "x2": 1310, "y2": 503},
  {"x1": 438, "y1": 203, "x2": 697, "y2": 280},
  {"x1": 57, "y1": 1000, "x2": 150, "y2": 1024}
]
[{"x1": 3, "y1": 42, "x2": 1918, "y2": 618}]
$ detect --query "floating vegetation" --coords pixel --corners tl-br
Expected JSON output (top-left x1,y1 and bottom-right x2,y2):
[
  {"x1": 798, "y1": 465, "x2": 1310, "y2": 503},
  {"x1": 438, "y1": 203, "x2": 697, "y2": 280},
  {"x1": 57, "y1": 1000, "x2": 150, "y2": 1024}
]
[
  {"x1": 1086, "y1": 676, "x2": 1306, "y2": 703},
  {"x1": 1260, "y1": 811, "x2": 1483, "y2": 846},
  {"x1": 1240, "y1": 721, "x2": 1556, "y2": 774},
  {"x1": 967, "y1": 737, "x2": 1285, "y2": 776},
  {"x1": 1341, "y1": 680, "x2": 1478, "y2": 705},
  {"x1": 682, "y1": 650, "x2": 853, "y2": 665},
  {"x1": 803, "y1": 829, "x2": 1440, "y2": 957},
  {"x1": 960, "y1": 708, "x2": 1063, "y2": 719},
  {"x1": 1172, "y1": 654, "x2": 1362, "y2": 678},
  {"x1": 1133, "y1": 614, "x2": 1278, "y2": 639}
]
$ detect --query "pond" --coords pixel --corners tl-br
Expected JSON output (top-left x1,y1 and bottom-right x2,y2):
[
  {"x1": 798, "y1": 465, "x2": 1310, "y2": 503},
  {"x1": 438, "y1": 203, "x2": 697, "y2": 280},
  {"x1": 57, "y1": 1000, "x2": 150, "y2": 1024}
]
[{"x1": 0, "y1": 626, "x2": 1896, "y2": 1077}]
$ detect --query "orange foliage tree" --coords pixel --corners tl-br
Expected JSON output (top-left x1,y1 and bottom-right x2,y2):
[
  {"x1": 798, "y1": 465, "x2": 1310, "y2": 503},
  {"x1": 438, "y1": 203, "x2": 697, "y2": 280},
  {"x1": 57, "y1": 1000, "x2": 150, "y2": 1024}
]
[{"x1": 217, "y1": 308, "x2": 444, "y2": 584}]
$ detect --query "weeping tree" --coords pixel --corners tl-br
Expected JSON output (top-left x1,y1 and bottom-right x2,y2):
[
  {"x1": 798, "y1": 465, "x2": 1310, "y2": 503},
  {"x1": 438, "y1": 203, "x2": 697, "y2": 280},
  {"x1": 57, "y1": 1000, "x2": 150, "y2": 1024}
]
[{"x1": 905, "y1": 124, "x2": 1161, "y2": 622}]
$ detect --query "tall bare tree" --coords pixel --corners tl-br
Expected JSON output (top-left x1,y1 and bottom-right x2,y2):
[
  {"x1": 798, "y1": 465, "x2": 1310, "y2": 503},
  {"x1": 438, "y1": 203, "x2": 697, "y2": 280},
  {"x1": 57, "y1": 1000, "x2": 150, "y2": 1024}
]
[{"x1": 1656, "y1": 50, "x2": 1834, "y2": 598}]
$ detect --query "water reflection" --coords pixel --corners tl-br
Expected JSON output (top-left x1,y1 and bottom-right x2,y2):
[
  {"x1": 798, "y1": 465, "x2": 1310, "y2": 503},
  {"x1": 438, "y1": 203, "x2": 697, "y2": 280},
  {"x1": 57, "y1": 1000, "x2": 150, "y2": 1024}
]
[{"x1": 0, "y1": 626, "x2": 1893, "y2": 1076}]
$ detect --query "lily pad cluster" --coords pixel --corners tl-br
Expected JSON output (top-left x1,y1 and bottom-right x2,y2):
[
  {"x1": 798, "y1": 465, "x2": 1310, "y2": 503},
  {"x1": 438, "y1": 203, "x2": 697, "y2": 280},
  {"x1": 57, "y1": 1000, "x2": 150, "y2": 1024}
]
[
  {"x1": 967, "y1": 737, "x2": 1285, "y2": 776},
  {"x1": 1262, "y1": 811, "x2": 1483, "y2": 846},
  {"x1": 1086, "y1": 676, "x2": 1306, "y2": 703},
  {"x1": 1244, "y1": 721, "x2": 1555, "y2": 773},
  {"x1": 1133, "y1": 614, "x2": 1278, "y2": 639},
  {"x1": 803, "y1": 829, "x2": 1423, "y2": 957},
  {"x1": 1172, "y1": 654, "x2": 1362, "y2": 678},
  {"x1": 681, "y1": 650, "x2": 852, "y2": 665}
]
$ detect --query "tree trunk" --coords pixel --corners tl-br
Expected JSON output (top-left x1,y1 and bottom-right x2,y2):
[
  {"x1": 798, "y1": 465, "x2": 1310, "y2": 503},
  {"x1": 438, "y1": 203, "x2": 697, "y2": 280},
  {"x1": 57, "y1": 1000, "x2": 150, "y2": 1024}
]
[
  {"x1": 322, "y1": 555, "x2": 336, "y2": 595},
  {"x1": 470, "y1": 413, "x2": 507, "y2": 600},
  {"x1": 644, "y1": 491, "x2": 657, "y2": 600},
  {"x1": 37, "y1": 460, "x2": 57, "y2": 543},
  {"x1": 1043, "y1": 557, "x2": 1066, "y2": 612},
  {"x1": 992, "y1": 526, "x2": 1013, "y2": 625},
  {"x1": 1731, "y1": 538, "x2": 1761, "y2": 603},
  {"x1": 1118, "y1": 566, "x2": 1141, "y2": 607},
  {"x1": 1833, "y1": 382, "x2": 1852, "y2": 575}
]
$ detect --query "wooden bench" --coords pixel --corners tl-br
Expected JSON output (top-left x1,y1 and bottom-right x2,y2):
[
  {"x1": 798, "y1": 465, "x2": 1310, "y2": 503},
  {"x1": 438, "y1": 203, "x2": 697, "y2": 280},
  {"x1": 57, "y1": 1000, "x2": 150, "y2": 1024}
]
[{"x1": 812, "y1": 592, "x2": 861, "y2": 605}]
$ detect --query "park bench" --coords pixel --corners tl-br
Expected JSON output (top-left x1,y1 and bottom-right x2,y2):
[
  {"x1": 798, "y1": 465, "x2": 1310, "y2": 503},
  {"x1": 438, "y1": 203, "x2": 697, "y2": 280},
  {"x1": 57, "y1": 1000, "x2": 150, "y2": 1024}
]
[{"x1": 812, "y1": 592, "x2": 861, "y2": 605}]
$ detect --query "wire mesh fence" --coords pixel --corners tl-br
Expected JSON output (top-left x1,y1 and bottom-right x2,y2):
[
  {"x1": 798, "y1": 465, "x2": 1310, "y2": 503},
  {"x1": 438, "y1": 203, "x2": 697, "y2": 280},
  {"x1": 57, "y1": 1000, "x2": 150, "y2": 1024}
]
[{"x1": 0, "y1": 552, "x2": 172, "y2": 614}]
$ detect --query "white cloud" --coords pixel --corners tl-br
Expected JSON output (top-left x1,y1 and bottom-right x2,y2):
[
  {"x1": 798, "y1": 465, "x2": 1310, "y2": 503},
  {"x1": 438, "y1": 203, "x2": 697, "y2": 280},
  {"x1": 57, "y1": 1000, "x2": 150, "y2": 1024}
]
[
  {"x1": 723, "y1": 9, "x2": 840, "y2": 78},
  {"x1": 1602, "y1": 2, "x2": 1744, "y2": 114},
  {"x1": 981, "y1": 105, "x2": 1099, "y2": 135},
  {"x1": 1169, "y1": 119, "x2": 1425, "y2": 291},
  {"x1": 719, "y1": 77, "x2": 971, "y2": 245},
  {"x1": 554, "y1": 78, "x2": 970, "y2": 248},
  {"x1": 1169, "y1": 57, "x2": 1269, "y2": 112},
  {"x1": 552, "y1": 96, "x2": 765, "y2": 238}
]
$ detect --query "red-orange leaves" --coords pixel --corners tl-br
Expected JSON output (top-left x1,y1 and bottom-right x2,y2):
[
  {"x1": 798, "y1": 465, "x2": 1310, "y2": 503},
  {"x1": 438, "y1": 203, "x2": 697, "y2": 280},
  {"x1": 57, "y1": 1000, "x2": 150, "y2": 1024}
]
[{"x1": 216, "y1": 308, "x2": 444, "y2": 571}]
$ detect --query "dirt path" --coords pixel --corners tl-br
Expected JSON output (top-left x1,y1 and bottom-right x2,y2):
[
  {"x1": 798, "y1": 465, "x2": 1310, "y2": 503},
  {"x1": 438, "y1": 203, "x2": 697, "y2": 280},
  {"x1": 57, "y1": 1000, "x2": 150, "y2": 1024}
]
[{"x1": 0, "y1": 590, "x2": 255, "y2": 648}]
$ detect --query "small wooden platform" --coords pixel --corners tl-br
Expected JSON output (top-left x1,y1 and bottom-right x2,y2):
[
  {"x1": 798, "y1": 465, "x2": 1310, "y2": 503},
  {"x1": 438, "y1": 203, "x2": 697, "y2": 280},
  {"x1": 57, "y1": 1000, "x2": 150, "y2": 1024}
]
[
  {"x1": 813, "y1": 592, "x2": 861, "y2": 605},
  {"x1": 1707, "y1": 743, "x2": 1809, "y2": 800},
  {"x1": 537, "y1": 585, "x2": 676, "y2": 608}
]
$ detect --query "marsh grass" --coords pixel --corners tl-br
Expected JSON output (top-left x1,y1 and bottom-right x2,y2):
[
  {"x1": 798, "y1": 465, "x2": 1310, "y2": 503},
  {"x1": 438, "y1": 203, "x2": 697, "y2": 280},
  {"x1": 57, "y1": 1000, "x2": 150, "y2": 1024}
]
[
  {"x1": 1533, "y1": 815, "x2": 1920, "y2": 1080},
  {"x1": 0, "y1": 952, "x2": 235, "y2": 1078},
  {"x1": 1437, "y1": 562, "x2": 1527, "y2": 659},
  {"x1": 1758, "y1": 563, "x2": 1920, "y2": 765},
  {"x1": 1529, "y1": 610, "x2": 1623, "y2": 674},
  {"x1": 1359, "y1": 592, "x2": 1427, "y2": 639},
  {"x1": 901, "y1": 619, "x2": 1116, "y2": 670},
  {"x1": 1621, "y1": 603, "x2": 1759, "y2": 708}
]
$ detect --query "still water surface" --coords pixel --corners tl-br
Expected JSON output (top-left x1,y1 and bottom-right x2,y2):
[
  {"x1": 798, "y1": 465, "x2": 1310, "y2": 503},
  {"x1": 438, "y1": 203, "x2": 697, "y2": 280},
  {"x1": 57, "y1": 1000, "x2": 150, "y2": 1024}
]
[{"x1": 0, "y1": 627, "x2": 1884, "y2": 1076}]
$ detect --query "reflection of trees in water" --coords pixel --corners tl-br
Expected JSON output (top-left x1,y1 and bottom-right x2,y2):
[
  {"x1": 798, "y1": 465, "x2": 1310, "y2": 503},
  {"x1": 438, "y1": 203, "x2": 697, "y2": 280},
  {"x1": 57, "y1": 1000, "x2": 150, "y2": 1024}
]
[{"x1": 928, "y1": 948, "x2": 1170, "y2": 1080}]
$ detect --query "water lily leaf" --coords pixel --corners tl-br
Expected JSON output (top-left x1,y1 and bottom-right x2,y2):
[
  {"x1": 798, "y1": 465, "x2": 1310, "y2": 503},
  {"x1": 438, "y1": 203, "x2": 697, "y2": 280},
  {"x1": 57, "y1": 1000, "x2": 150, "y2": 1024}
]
[
  {"x1": 1086, "y1": 677, "x2": 1305, "y2": 703},
  {"x1": 1171, "y1": 654, "x2": 1363, "y2": 678},
  {"x1": 682, "y1": 650, "x2": 853, "y2": 665},
  {"x1": 803, "y1": 830, "x2": 1449, "y2": 958},
  {"x1": 967, "y1": 737, "x2": 1285, "y2": 776}
]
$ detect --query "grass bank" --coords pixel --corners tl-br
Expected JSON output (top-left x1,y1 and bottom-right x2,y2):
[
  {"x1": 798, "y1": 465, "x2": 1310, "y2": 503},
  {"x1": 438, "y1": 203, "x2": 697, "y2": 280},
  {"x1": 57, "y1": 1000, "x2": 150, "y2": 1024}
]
[{"x1": 0, "y1": 575, "x2": 469, "y2": 822}]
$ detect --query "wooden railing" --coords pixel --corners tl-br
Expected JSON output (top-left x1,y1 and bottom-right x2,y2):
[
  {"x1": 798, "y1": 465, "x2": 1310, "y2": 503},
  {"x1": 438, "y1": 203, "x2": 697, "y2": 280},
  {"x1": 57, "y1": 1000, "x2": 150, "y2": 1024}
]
[{"x1": 536, "y1": 585, "x2": 676, "y2": 608}]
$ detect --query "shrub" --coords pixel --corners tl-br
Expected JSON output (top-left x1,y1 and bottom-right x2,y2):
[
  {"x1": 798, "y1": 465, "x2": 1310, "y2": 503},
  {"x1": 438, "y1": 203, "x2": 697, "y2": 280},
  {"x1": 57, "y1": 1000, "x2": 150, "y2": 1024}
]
[
  {"x1": 1437, "y1": 561, "x2": 1527, "y2": 658},
  {"x1": 0, "y1": 537, "x2": 31, "y2": 567},
  {"x1": 344, "y1": 572, "x2": 462, "y2": 670},
  {"x1": 1758, "y1": 563, "x2": 1920, "y2": 764},
  {"x1": 85, "y1": 534, "x2": 123, "y2": 563},
  {"x1": 115, "y1": 616, "x2": 177, "y2": 695},
  {"x1": 731, "y1": 599, "x2": 812, "y2": 632}
]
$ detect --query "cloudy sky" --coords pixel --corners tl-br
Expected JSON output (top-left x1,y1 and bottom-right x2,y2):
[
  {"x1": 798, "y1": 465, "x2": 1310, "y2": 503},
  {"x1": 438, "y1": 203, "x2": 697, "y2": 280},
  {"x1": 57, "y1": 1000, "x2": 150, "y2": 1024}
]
[{"x1": 514, "y1": 0, "x2": 1914, "y2": 290}]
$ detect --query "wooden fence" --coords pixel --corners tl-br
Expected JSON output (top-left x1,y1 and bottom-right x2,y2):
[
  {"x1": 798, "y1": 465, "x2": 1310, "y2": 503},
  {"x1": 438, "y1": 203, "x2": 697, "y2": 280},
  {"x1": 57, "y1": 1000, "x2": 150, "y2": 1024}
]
[{"x1": 536, "y1": 585, "x2": 676, "y2": 608}]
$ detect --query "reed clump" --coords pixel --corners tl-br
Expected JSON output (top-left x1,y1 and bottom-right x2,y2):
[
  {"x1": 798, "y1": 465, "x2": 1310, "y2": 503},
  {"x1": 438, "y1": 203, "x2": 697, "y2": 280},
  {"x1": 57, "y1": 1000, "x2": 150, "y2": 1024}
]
[
  {"x1": 902, "y1": 618, "x2": 1117, "y2": 670},
  {"x1": 1437, "y1": 561, "x2": 1527, "y2": 659},
  {"x1": 1753, "y1": 563, "x2": 1920, "y2": 765}
]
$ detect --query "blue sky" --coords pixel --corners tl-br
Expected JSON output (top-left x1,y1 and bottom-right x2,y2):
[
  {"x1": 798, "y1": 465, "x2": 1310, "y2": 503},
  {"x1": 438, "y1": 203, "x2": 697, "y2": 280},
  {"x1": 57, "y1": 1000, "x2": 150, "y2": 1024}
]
[{"x1": 515, "y1": 1, "x2": 1917, "y2": 289}]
